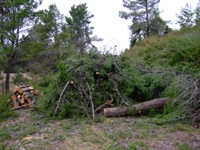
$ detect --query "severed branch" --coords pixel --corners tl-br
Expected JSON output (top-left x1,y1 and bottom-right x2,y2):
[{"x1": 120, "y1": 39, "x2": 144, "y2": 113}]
[
  {"x1": 94, "y1": 99, "x2": 114, "y2": 114},
  {"x1": 86, "y1": 81, "x2": 95, "y2": 119},
  {"x1": 54, "y1": 81, "x2": 70, "y2": 116}
]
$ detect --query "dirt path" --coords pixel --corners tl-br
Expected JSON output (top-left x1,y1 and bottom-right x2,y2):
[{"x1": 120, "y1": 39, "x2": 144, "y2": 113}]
[{"x1": 1, "y1": 110, "x2": 200, "y2": 150}]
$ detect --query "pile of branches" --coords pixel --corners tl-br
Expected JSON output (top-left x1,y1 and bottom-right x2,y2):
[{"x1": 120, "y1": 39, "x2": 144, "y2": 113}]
[{"x1": 37, "y1": 51, "x2": 174, "y2": 120}]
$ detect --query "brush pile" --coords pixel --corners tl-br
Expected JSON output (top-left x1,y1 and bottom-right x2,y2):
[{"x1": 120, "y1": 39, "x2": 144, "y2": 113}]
[{"x1": 8, "y1": 83, "x2": 42, "y2": 110}]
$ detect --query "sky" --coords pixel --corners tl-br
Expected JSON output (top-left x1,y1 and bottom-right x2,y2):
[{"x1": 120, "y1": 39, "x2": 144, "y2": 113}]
[{"x1": 38, "y1": 0, "x2": 199, "y2": 54}]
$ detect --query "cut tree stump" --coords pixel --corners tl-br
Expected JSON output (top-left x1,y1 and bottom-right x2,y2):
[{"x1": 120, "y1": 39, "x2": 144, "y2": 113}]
[{"x1": 103, "y1": 97, "x2": 169, "y2": 117}]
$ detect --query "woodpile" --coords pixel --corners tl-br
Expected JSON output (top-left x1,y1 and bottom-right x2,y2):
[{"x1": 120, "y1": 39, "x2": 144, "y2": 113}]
[{"x1": 8, "y1": 83, "x2": 42, "y2": 110}]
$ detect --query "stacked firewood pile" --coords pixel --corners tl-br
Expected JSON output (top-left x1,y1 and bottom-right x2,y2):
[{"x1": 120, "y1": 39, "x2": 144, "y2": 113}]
[{"x1": 8, "y1": 83, "x2": 42, "y2": 110}]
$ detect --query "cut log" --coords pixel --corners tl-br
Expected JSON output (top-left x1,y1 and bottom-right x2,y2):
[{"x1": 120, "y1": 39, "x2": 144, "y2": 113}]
[
  {"x1": 103, "y1": 97, "x2": 169, "y2": 117},
  {"x1": 17, "y1": 95, "x2": 21, "y2": 99},
  {"x1": 27, "y1": 98, "x2": 31, "y2": 103},
  {"x1": 30, "y1": 90, "x2": 34, "y2": 93},
  {"x1": 13, "y1": 88, "x2": 18, "y2": 93},
  {"x1": 34, "y1": 90, "x2": 39, "y2": 95},
  {"x1": 13, "y1": 100, "x2": 19, "y2": 108},
  {"x1": 19, "y1": 87, "x2": 34, "y2": 93},
  {"x1": 20, "y1": 98, "x2": 25, "y2": 104},
  {"x1": 28, "y1": 100, "x2": 35, "y2": 108},
  {"x1": 12, "y1": 104, "x2": 28, "y2": 110},
  {"x1": 18, "y1": 88, "x2": 23, "y2": 94},
  {"x1": 24, "y1": 96, "x2": 29, "y2": 101},
  {"x1": 11, "y1": 95, "x2": 17, "y2": 101},
  {"x1": 23, "y1": 92, "x2": 30, "y2": 96}
]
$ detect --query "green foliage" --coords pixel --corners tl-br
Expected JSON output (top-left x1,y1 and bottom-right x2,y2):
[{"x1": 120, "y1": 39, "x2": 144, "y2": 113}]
[
  {"x1": 0, "y1": 93, "x2": 18, "y2": 122},
  {"x1": 35, "y1": 49, "x2": 175, "y2": 119},
  {"x1": 149, "y1": 108, "x2": 156, "y2": 118},
  {"x1": 176, "y1": 3, "x2": 194, "y2": 28},
  {"x1": 124, "y1": 26, "x2": 200, "y2": 73},
  {"x1": 65, "y1": 3, "x2": 101, "y2": 53}
]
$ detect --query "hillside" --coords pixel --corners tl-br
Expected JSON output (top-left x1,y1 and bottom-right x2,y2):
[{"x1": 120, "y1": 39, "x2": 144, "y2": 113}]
[{"x1": 124, "y1": 26, "x2": 200, "y2": 73}]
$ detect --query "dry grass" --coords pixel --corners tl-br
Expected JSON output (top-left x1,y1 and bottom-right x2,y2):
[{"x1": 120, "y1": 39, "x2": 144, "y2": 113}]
[{"x1": 65, "y1": 126, "x2": 112, "y2": 150}]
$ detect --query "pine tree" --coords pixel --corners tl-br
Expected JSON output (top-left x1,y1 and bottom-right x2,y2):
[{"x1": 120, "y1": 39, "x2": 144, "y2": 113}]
[
  {"x1": 176, "y1": 3, "x2": 194, "y2": 28},
  {"x1": 65, "y1": 3, "x2": 101, "y2": 54},
  {"x1": 39, "y1": 4, "x2": 64, "y2": 47},
  {"x1": 119, "y1": 0, "x2": 166, "y2": 46}
]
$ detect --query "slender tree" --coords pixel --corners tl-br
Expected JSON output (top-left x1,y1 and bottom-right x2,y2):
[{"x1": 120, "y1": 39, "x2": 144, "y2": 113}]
[
  {"x1": 176, "y1": 3, "x2": 194, "y2": 28},
  {"x1": 119, "y1": 0, "x2": 165, "y2": 46}
]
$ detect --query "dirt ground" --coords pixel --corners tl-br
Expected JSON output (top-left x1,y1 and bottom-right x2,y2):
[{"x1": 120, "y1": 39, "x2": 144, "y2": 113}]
[{"x1": 1, "y1": 109, "x2": 200, "y2": 150}]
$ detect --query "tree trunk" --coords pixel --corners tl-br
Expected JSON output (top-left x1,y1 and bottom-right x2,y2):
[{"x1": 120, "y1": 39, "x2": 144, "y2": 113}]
[
  {"x1": 5, "y1": 67, "x2": 10, "y2": 92},
  {"x1": 103, "y1": 97, "x2": 169, "y2": 117}
]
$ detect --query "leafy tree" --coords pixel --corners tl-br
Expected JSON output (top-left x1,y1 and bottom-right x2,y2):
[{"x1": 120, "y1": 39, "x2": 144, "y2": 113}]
[
  {"x1": 65, "y1": 3, "x2": 101, "y2": 54},
  {"x1": 0, "y1": 0, "x2": 42, "y2": 92},
  {"x1": 119, "y1": 0, "x2": 165, "y2": 46},
  {"x1": 176, "y1": 3, "x2": 194, "y2": 28}
]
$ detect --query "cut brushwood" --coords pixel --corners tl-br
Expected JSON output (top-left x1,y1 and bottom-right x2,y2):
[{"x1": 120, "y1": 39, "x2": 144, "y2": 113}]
[{"x1": 103, "y1": 97, "x2": 169, "y2": 117}]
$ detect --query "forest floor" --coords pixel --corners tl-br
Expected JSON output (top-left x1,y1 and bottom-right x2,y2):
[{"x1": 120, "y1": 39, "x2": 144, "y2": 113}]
[{"x1": 1, "y1": 109, "x2": 200, "y2": 150}]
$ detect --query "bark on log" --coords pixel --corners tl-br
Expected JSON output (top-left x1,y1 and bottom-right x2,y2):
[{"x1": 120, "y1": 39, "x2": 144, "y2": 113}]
[
  {"x1": 19, "y1": 87, "x2": 33, "y2": 93},
  {"x1": 103, "y1": 97, "x2": 169, "y2": 117}
]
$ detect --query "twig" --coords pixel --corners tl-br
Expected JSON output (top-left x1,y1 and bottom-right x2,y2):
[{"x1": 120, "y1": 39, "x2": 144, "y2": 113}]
[
  {"x1": 86, "y1": 81, "x2": 95, "y2": 119},
  {"x1": 54, "y1": 81, "x2": 70, "y2": 116},
  {"x1": 174, "y1": 80, "x2": 198, "y2": 104}
]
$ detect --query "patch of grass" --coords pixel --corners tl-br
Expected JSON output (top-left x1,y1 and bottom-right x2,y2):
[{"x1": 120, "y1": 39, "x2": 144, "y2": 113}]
[
  {"x1": 0, "y1": 132, "x2": 12, "y2": 141},
  {"x1": 0, "y1": 143, "x2": 6, "y2": 150},
  {"x1": 65, "y1": 126, "x2": 112, "y2": 150},
  {"x1": 128, "y1": 140, "x2": 147, "y2": 150},
  {"x1": 174, "y1": 142, "x2": 193, "y2": 150}
]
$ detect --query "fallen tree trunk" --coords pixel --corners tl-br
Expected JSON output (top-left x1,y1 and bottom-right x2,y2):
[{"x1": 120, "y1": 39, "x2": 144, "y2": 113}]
[{"x1": 104, "y1": 97, "x2": 169, "y2": 117}]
